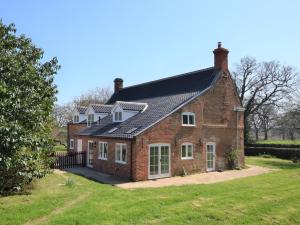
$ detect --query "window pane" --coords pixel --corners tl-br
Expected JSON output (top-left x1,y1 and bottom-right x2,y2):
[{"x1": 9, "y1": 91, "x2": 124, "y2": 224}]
[
  {"x1": 121, "y1": 145, "x2": 126, "y2": 162},
  {"x1": 104, "y1": 143, "x2": 108, "y2": 158},
  {"x1": 188, "y1": 145, "x2": 193, "y2": 157},
  {"x1": 182, "y1": 115, "x2": 188, "y2": 124},
  {"x1": 189, "y1": 115, "x2": 195, "y2": 125},
  {"x1": 182, "y1": 145, "x2": 186, "y2": 157}
]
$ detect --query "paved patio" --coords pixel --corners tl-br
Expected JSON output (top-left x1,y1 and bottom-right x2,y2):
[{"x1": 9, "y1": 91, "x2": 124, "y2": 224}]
[
  {"x1": 116, "y1": 165, "x2": 274, "y2": 189},
  {"x1": 62, "y1": 165, "x2": 274, "y2": 189},
  {"x1": 63, "y1": 167, "x2": 129, "y2": 185}
]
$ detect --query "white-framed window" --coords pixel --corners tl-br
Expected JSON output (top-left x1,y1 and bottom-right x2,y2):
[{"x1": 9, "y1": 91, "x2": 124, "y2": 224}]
[
  {"x1": 114, "y1": 111, "x2": 122, "y2": 122},
  {"x1": 115, "y1": 143, "x2": 127, "y2": 164},
  {"x1": 181, "y1": 143, "x2": 193, "y2": 159},
  {"x1": 73, "y1": 115, "x2": 79, "y2": 123},
  {"x1": 87, "y1": 114, "x2": 94, "y2": 127},
  {"x1": 70, "y1": 139, "x2": 75, "y2": 149},
  {"x1": 98, "y1": 142, "x2": 108, "y2": 160},
  {"x1": 182, "y1": 112, "x2": 195, "y2": 126}
]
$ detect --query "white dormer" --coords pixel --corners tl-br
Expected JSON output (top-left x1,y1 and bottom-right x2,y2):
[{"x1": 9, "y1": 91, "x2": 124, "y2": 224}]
[
  {"x1": 86, "y1": 104, "x2": 112, "y2": 127},
  {"x1": 73, "y1": 106, "x2": 87, "y2": 123},
  {"x1": 111, "y1": 101, "x2": 147, "y2": 123},
  {"x1": 112, "y1": 104, "x2": 124, "y2": 122}
]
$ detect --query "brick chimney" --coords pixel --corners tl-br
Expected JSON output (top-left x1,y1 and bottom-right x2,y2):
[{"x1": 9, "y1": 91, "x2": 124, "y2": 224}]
[
  {"x1": 114, "y1": 78, "x2": 123, "y2": 93},
  {"x1": 213, "y1": 42, "x2": 229, "y2": 71}
]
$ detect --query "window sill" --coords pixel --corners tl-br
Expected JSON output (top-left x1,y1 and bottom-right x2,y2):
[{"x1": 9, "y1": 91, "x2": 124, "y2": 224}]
[
  {"x1": 115, "y1": 160, "x2": 126, "y2": 165},
  {"x1": 98, "y1": 157, "x2": 108, "y2": 160},
  {"x1": 181, "y1": 157, "x2": 194, "y2": 160},
  {"x1": 181, "y1": 124, "x2": 196, "y2": 127}
]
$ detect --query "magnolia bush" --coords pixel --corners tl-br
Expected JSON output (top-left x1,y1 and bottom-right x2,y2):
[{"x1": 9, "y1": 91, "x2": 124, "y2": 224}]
[{"x1": 0, "y1": 21, "x2": 59, "y2": 195}]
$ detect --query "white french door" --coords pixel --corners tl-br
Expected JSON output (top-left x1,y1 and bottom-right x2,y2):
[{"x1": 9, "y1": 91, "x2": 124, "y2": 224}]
[
  {"x1": 87, "y1": 141, "x2": 94, "y2": 168},
  {"x1": 148, "y1": 144, "x2": 171, "y2": 179},
  {"x1": 206, "y1": 142, "x2": 216, "y2": 172},
  {"x1": 77, "y1": 139, "x2": 82, "y2": 152}
]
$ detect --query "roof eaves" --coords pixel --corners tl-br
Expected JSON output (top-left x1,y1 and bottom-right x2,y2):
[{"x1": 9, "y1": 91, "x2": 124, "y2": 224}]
[{"x1": 132, "y1": 69, "x2": 221, "y2": 137}]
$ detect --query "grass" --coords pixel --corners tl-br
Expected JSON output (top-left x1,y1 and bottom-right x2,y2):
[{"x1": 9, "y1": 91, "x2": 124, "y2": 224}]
[
  {"x1": 255, "y1": 139, "x2": 300, "y2": 145},
  {"x1": 53, "y1": 144, "x2": 67, "y2": 152},
  {"x1": 0, "y1": 157, "x2": 300, "y2": 225}
]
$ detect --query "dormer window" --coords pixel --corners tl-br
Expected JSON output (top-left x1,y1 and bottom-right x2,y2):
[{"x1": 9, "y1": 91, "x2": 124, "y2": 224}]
[
  {"x1": 114, "y1": 111, "x2": 122, "y2": 122},
  {"x1": 73, "y1": 115, "x2": 79, "y2": 123},
  {"x1": 87, "y1": 114, "x2": 94, "y2": 127},
  {"x1": 182, "y1": 112, "x2": 195, "y2": 126}
]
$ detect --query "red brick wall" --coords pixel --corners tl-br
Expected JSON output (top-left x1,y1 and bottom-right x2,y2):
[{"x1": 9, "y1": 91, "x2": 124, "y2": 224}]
[
  {"x1": 67, "y1": 123, "x2": 87, "y2": 151},
  {"x1": 132, "y1": 72, "x2": 244, "y2": 181},
  {"x1": 75, "y1": 136, "x2": 133, "y2": 179}
]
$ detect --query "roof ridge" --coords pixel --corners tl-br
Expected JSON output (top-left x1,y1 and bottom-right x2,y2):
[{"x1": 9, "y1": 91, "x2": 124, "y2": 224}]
[
  {"x1": 116, "y1": 101, "x2": 148, "y2": 105},
  {"x1": 120, "y1": 67, "x2": 215, "y2": 91},
  {"x1": 91, "y1": 104, "x2": 113, "y2": 107}
]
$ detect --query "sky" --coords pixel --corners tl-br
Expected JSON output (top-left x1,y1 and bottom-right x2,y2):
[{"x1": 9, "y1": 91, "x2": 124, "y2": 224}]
[{"x1": 1, "y1": 0, "x2": 300, "y2": 104}]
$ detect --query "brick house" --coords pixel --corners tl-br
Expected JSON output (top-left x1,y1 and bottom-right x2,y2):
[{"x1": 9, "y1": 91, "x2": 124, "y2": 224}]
[{"x1": 68, "y1": 43, "x2": 244, "y2": 181}]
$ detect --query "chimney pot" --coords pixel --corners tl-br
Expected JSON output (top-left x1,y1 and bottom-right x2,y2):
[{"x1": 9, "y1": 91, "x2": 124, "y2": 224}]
[
  {"x1": 114, "y1": 78, "x2": 123, "y2": 93},
  {"x1": 213, "y1": 42, "x2": 229, "y2": 71}
]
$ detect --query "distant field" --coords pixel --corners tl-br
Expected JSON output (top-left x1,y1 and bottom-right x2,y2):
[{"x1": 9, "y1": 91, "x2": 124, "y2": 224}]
[
  {"x1": 255, "y1": 139, "x2": 300, "y2": 145},
  {"x1": 53, "y1": 144, "x2": 67, "y2": 152}
]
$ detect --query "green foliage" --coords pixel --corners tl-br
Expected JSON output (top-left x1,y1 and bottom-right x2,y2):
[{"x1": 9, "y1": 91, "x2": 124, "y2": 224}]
[
  {"x1": 53, "y1": 144, "x2": 67, "y2": 152},
  {"x1": 0, "y1": 21, "x2": 59, "y2": 195},
  {"x1": 226, "y1": 148, "x2": 240, "y2": 169},
  {"x1": 256, "y1": 139, "x2": 300, "y2": 145},
  {"x1": 64, "y1": 178, "x2": 75, "y2": 187}
]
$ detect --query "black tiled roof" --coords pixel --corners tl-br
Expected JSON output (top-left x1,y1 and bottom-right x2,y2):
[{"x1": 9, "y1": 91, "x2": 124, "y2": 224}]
[
  {"x1": 117, "y1": 101, "x2": 147, "y2": 111},
  {"x1": 77, "y1": 106, "x2": 88, "y2": 114},
  {"x1": 91, "y1": 104, "x2": 113, "y2": 113},
  {"x1": 78, "y1": 67, "x2": 221, "y2": 138}
]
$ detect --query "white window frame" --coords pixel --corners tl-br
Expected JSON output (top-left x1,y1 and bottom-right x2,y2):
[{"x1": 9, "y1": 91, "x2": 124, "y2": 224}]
[
  {"x1": 181, "y1": 112, "x2": 196, "y2": 126},
  {"x1": 70, "y1": 139, "x2": 74, "y2": 150},
  {"x1": 87, "y1": 114, "x2": 94, "y2": 127},
  {"x1": 73, "y1": 115, "x2": 79, "y2": 123},
  {"x1": 115, "y1": 143, "x2": 127, "y2": 164},
  {"x1": 181, "y1": 143, "x2": 194, "y2": 159},
  {"x1": 98, "y1": 142, "x2": 108, "y2": 160},
  {"x1": 114, "y1": 111, "x2": 122, "y2": 122}
]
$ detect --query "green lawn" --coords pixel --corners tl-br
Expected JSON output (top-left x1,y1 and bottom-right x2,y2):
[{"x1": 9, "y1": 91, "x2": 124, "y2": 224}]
[
  {"x1": 53, "y1": 144, "x2": 67, "y2": 152},
  {"x1": 1, "y1": 157, "x2": 300, "y2": 225},
  {"x1": 255, "y1": 139, "x2": 300, "y2": 145}
]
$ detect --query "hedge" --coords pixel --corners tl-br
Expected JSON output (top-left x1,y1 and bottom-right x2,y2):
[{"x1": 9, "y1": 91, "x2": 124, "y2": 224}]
[{"x1": 245, "y1": 146, "x2": 300, "y2": 160}]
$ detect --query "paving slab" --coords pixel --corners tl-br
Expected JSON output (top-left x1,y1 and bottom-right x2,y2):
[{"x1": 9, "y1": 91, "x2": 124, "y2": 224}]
[
  {"x1": 116, "y1": 165, "x2": 274, "y2": 189},
  {"x1": 63, "y1": 167, "x2": 129, "y2": 185},
  {"x1": 62, "y1": 165, "x2": 274, "y2": 189}
]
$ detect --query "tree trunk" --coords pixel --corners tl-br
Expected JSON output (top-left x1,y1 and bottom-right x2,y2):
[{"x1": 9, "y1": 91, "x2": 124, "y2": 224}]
[
  {"x1": 264, "y1": 130, "x2": 268, "y2": 140},
  {"x1": 255, "y1": 129, "x2": 259, "y2": 141}
]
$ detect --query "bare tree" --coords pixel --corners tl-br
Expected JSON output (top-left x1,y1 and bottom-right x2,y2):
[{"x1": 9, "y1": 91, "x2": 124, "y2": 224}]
[
  {"x1": 258, "y1": 105, "x2": 277, "y2": 140},
  {"x1": 277, "y1": 105, "x2": 300, "y2": 140},
  {"x1": 73, "y1": 87, "x2": 113, "y2": 107},
  {"x1": 233, "y1": 57, "x2": 298, "y2": 142},
  {"x1": 250, "y1": 113, "x2": 263, "y2": 141},
  {"x1": 53, "y1": 104, "x2": 73, "y2": 127}
]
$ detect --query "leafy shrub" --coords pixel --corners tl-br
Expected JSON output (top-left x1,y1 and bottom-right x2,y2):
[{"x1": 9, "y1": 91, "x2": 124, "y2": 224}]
[
  {"x1": 65, "y1": 178, "x2": 75, "y2": 187},
  {"x1": 245, "y1": 146, "x2": 300, "y2": 160},
  {"x1": 226, "y1": 149, "x2": 240, "y2": 169},
  {"x1": 0, "y1": 21, "x2": 59, "y2": 195},
  {"x1": 0, "y1": 147, "x2": 54, "y2": 195}
]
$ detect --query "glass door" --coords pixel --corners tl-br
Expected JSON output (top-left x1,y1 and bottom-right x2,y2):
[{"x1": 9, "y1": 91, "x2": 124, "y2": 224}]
[
  {"x1": 87, "y1": 141, "x2": 94, "y2": 167},
  {"x1": 206, "y1": 142, "x2": 216, "y2": 172},
  {"x1": 149, "y1": 144, "x2": 170, "y2": 179}
]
